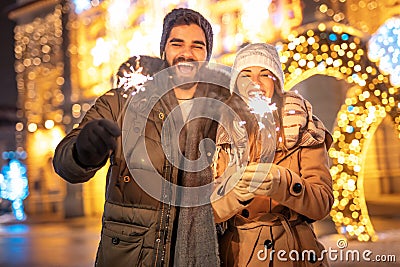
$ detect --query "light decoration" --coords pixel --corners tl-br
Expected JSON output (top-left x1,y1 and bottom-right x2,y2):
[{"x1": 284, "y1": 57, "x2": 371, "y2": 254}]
[
  {"x1": 240, "y1": 0, "x2": 273, "y2": 42},
  {"x1": 107, "y1": 0, "x2": 131, "y2": 29},
  {"x1": 12, "y1": 4, "x2": 66, "y2": 217},
  {"x1": 0, "y1": 155, "x2": 29, "y2": 221},
  {"x1": 126, "y1": 31, "x2": 154, "y2": 56},
  {"x1": 91, "y1": 38, "x2": 114, "y2": 67},
  {"x1": 73, "y1": 1, "x2": 106, "y2": 14},
  {"x1": 314, "y1": 0, "x2": 400, "y2": 35},
  {"x1": 68, "y1": 0, "x2": 168, "y2": 101},
  {"x1": 368, "y1": 16, "x2": 400, "y2": 87},
  {"x1": 14, "y1": 4, "x2": 65, "y2": 133},
  {"x1": 278, "y1": 21, "x2": 399, "y2": 241},
  {"x1": 237, "y1": 0, "x2": 303, "y2": 45},
  {"x1": 72, "y1": 0, "x2": 93, "y2": 13}
]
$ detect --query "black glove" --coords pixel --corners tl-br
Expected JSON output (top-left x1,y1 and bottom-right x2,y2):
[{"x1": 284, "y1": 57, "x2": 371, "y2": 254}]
[{"x1": 74, "y1": 119, "x2": 121, "y2": 167}]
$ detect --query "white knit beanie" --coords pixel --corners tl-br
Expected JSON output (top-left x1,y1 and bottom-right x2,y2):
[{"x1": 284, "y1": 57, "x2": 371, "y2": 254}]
[{"x1": 230, "y1": 43, "x2": 284, "y2": 94}]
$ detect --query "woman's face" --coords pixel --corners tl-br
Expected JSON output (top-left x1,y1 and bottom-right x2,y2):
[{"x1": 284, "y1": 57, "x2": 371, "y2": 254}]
[{"x1": 236, "y1": 66, "x2": 276, "y2": 102}]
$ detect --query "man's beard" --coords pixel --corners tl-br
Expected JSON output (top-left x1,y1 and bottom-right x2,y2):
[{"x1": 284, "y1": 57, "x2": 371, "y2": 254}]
[{"x1": 168, "y1": 57, "x2": 202, "y2": 90}]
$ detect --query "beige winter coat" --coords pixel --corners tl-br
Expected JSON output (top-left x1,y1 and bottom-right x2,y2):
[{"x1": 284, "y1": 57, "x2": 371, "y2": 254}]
[{"x1": 211, "y1": 92, "x2": 333, "y2": 266}]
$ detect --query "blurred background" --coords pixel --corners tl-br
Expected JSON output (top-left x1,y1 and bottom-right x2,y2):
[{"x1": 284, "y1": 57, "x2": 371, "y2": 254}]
[{"x1": 0, "y1": 0, "x2": 399, "y2": 266}]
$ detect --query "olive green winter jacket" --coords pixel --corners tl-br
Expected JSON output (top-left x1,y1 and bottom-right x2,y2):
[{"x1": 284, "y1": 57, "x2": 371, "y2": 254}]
[{"x1": 53, "y1": 61, "x2": 230, "y2": 266}]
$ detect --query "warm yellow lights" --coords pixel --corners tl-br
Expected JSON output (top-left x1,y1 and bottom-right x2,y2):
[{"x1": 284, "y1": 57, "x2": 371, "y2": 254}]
[
  {"x1": 27, "y1": 123, "x2": 37, "y2": 133},
  {"x1": 91, "y1": 38, "x2": 113, "y2": 67},
  {"x1": 14, "y1": 4, "x2": 65, "y2": 136},
  {"x1": 30, "y1": 127, "x2": 64, "y2": 157},
  {"x1": 72, "y1": 103, "x2": 82, "y2": 118},
  {"x1": 107, "y1": 0, "x2": 131, "y2": 29},
  {"x1": 15, "y1": 122, "x2": 24, "y2": 132},
  {"x1": 280, "y1": 21, "x2": 399, "y2": 242},
  {"x1": 44, "y1": 120, "x2": 55, "y2": 129},
  {"x1": 319, "y1": 4, "x2": 328, "y2": 13},
  {"x1": 240, "y1": 0, "x2": 272, "y2": 42}
]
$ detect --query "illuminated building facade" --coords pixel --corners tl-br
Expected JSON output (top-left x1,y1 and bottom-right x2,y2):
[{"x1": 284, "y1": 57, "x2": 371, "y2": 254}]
[{"x1": 8, "y1": 0, "x2": 400, "y2": 242}]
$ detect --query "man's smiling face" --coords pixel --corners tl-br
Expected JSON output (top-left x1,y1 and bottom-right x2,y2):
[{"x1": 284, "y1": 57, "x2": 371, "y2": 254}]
[{"x1": 164, "y1": 24, "x2": 207, "y2": 87}]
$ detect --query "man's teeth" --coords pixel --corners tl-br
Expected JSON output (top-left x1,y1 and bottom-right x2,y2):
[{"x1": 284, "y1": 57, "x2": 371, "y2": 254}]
[
  {"x1": 177, "y1": 62, "x2": 194, "y2": 73},
  {"x1": 178, "y1": 62, "x2": 194, "y2": 67}
]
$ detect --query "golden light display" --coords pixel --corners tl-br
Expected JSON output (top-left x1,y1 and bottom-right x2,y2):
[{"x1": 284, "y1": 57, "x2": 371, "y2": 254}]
[
  {"x1": 316, "y1": 0, "x2": 400, "y2": 34},
  {"x1": 14, "y1": 5, "x2": 65, "y2": 129},
  {"x1": 13, "y1": 3, "x2": 66, "y2": 215},
  {"x1": 279, "y1": 21, "x2": 400, "y2": 241}
]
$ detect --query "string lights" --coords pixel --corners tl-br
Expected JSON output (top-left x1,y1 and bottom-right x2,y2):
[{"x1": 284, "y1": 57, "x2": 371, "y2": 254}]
[
  {"x1": 14, "y1": 4, "x2": 65, "y2": 134},
  {"x1": 12, "y1": 4, "x2": 66, "y2": 216},
  {"x1": 368, "y1": 16, "x2": 400, "y2": 87},
  {"x1": 279, "y1": 21, "x2": 399, "y2": 241}
]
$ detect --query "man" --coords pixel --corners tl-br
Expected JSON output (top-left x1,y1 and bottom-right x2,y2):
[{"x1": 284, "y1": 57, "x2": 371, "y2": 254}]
[{"x1": 53, "y1": 8, "x2": 230, "y2": 267}]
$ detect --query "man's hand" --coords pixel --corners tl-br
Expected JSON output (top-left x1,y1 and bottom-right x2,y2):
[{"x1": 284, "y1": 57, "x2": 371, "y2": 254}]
[{"x1": 75, "y1": 119, "x2": 121, "y2": 167}]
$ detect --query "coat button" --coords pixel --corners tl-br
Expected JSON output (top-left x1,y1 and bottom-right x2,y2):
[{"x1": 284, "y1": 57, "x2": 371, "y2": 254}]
[
  {"x1": 264, "y1": 239, "x2": 273, "y2": 249},
  {"x1": 111, "y1": 237, "x2": 120, "y2": 245},
  {"x1": 241, "y1": 209, "x2": 249, "y2": 218},
  {"x1": 292, "y1": 183, "x2": 302, "y2": 194}
]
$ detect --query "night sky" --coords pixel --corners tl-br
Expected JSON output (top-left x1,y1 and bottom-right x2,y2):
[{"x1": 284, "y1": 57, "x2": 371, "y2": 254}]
[{"x1": 0, "y1": 0, "x2": 17, "y2": 110}]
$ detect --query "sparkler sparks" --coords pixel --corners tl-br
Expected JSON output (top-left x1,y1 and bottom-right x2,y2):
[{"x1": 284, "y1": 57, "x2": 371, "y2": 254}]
[
  {"x1": 117, "y1": 64, "x2": 153, "y2": 98},
  {"x1": 115, "y1": 56, "x2": 156, "y2": 124},
  {"x1": 246, "y1": 92, "x2": 277, "y2": 164},
  {"x1": 229, "y1": 91, "x2": 277, "y2": 169},
  {"x1": 247, "y1": 92, "x2": 277, "y2": 118}
]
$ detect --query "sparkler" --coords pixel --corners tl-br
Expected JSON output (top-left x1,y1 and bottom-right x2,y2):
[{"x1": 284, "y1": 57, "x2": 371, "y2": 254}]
[
  {"x1": 116, "y1": 56, "x2": 153, "y2": 98},
  {"x1": 115, "y1": 55, "x2": 155, "y2": 123},
  {"x1": 236, "y1": 85, "x2": 277, "y2": 166},
  {"x1": 250, "y1": 94, "x2": 276, "y2": 164}
]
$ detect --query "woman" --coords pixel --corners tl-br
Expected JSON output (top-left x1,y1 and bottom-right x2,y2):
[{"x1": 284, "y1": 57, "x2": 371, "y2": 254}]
[{"x1": 211, "y1": 43, "x2": 333, "y2": 266}]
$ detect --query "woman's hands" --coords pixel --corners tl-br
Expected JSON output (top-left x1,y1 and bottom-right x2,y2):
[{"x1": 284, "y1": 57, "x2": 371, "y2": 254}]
[
  {"x1": 233, "y1": 163, "x2": 281, "y2": 201},
  {"x1": 211, "y1": 162, "x2": 282, "y2": 222}
]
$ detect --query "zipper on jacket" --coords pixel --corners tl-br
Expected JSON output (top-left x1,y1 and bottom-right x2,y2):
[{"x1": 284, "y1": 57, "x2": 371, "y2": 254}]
[
  {"x1": 154, "y1": 163, "x2": 173, "y2": 267},
  {"x1": 154, "y1": 108, "x2": 173, "y2": 267}
]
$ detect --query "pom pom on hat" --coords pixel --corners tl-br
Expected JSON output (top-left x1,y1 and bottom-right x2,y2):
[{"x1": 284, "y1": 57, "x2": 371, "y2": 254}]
[{"x1": 230, "y1": 43, "x2": 284, "y2": 94}]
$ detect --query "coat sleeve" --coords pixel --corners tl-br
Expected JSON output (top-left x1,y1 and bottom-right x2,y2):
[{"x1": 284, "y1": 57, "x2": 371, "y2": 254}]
[
  {"x1": 270, "y1": 143, "x2": 333, "y2": 220},
  {"x1": 53, "y1": 90, "x2": 121, "y2": 184}
]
